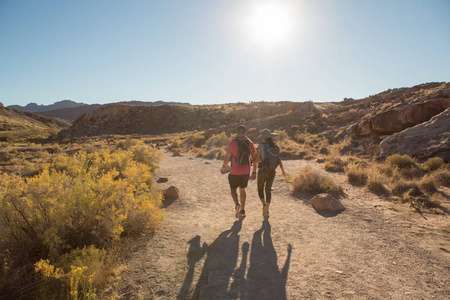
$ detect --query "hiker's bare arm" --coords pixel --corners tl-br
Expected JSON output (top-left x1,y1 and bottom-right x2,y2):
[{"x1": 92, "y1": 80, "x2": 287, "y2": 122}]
[
  {"x1": 251, "y1": 151, "x2": 258, "y2": 180},
  {"x1": 221, "y1": 152, "x2": 232, "y2": 173},
  {"x1": 279, "y1": 159, "x2": 286, "y2": 177}
]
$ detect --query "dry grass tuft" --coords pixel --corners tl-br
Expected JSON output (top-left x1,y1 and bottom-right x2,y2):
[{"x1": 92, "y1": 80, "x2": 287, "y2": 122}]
[
  {"x1": 345, "y1": 163, "x2": 368, "y2": 185},
  {"x1": 291, "y1": 166, "x2": 344, "y2": 197},
  {"x1": 366, "y1": 168, "x2": 390, "y2": 195}
]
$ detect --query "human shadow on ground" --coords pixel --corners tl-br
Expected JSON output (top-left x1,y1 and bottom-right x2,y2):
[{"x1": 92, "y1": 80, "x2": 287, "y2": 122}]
[
  {"x1": 245, "y1": 219, "x2": 292, "y2": 300},
  {"x1": 188, "y1": 220, "x2": 242, "y2": 300},
  {"x1": 177, "y1": 235, "x2": 208, "y2": 300}
]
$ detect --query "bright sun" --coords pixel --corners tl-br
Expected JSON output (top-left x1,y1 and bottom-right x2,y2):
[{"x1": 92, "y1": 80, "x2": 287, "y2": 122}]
[{"x1": 248, "y1": 2, "x2": 295, "y2": 47}]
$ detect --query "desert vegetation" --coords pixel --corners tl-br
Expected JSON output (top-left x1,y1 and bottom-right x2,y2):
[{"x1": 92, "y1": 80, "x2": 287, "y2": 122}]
[
  {"x1": 0, "y1": 137, "x2": 163, "y2": 299},
  {"x1": 344, "y1": 155, "x2": 449, "y2": 214}
]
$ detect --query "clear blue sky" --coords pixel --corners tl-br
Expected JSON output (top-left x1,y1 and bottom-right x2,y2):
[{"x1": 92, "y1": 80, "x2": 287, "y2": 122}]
[{"x1": 1, "y1": 0, "x2": 449, "y2": 106}]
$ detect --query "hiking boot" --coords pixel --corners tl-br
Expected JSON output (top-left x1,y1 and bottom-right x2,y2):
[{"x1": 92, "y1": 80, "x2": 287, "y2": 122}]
[
  {"x1": 240, "y1": 210, "x2": 246, "y2": 217},
  {"x1": 235, "y1": 204, "x2": 241, "y2": 218}
]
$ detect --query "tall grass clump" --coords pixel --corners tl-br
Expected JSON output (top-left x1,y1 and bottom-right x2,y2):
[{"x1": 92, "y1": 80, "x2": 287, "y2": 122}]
[
  {"x1": 291, "y1": 166, "x2": 344, "y2": 197},
  {"x1": 432, "y1": 168, "x2": 450, "y2": 187},
  {"x1": 366, "y1": 168, "x2": 390, "y2": 195},
  {"x1": 345, "y1": 163, "x2": 368, "y2": 185},
  {"x1": 0, "y1": 146, "x2": 164, "y2": 298}
]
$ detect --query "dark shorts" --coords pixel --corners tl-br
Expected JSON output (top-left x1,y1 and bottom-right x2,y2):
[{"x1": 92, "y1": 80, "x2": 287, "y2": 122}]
[{"x1": 228, "y1": 174, "x2": 250, "y2": 189}]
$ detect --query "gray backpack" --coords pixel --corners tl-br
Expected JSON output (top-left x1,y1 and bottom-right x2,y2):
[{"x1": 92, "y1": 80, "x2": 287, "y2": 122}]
[{"x1": 263, "y1": 143, "x2": 280, "y2": 170}]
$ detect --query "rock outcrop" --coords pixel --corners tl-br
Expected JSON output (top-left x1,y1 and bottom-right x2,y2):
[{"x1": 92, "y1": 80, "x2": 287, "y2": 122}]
[
  {"x1": 380, "y1": 108, "x2": 450, "y2": 162},
  {"x1": 355, "y1": 97, "x2": 449, "y2": 136},
  {"x1": 339, "y1": 83, "x2": 450, "y2": 138}
]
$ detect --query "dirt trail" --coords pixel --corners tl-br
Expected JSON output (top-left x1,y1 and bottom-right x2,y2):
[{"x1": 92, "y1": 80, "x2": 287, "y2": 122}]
[{"x1": 114, "y1": 149, "x2": 450, "y2": 299}]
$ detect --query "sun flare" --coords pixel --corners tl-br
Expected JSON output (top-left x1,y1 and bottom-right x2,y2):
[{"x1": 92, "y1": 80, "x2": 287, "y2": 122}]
[{"x1": 248, "y1": 2, "x2": 295, "y2": 47}]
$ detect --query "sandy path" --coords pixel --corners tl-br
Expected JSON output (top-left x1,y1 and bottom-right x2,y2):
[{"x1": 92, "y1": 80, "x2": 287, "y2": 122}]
[{"x1": 114, "y1": 149, "x2": 450, "y2": 299}]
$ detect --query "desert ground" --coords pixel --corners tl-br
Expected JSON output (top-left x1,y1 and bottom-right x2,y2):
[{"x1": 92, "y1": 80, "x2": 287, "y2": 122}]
[{"x1": 110, "y1": 148, "x2": 450, "y2": 300}]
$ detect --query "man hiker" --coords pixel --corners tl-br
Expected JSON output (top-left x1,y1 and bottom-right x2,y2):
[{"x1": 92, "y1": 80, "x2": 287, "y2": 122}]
[{"x1": 221, "y1": 125, "x2": 257, "y2": 218}]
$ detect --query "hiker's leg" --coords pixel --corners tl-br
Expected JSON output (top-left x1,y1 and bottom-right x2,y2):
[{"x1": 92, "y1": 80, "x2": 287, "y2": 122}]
[
  {"x1": 228, "y1": 175, "x2": 240, "y2": 207},
  {"x1": 257, "y1": 170, "x2": 265, "y2": 205},
  {"x1": 230, "y1": 188, "x2": 239, "y2": 206},
  {"x1": 239, "y1": 187, "x2": 246, "y2": 210},
  {"x1": 265, "y1": 170, "x2": 276, "y2": 205}
]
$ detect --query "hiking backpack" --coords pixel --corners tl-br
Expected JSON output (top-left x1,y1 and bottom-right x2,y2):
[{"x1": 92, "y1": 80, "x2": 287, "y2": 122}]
[
  {"x1": 234, "y1": 138, "x2": 250, "y2": 166},
  {"x1": 263, "y1": 143, "x2": 280, "y2": 170}
]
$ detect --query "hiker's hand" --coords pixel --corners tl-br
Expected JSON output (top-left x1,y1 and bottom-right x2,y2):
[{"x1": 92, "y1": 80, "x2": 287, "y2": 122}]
[
  {"x1": 221, "y1": 165, "x2": 228, "y2": 173},
  {"x1": 250, "y1": 173, "x2": 256, "y2": 180},
  {"x1": 281, "y1": 169, "x2": 286, "y2": 177}
]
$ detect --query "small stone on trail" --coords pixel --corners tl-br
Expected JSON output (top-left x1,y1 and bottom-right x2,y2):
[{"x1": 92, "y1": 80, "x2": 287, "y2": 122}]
[
  {"x1": 310, "y1": 193, "x2": 346, "y2": 212},
  {"x1": 205, "y1": 162, "x2": 211, "y2": 164},
  {"x1": 157, "y1": 177, "x2": 168, "y2": 183},
  {"x1": 163, "y1": 186, "x2": 179, "y2": 199},
  {"x1": 173, "y1": 151, "x2": 181, "y2": 157}
]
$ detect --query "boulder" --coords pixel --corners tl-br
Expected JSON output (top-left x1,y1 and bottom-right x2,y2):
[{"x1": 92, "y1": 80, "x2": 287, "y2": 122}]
[
  {"x1": 310, "y1": 193, "x2": 345, "y2": 212},
  {"x1": 380, "y1": 108, "x2": 450, "y2": 162},
  {"x1": 163, "y1": 186, "x2": 179, "y2": 199},
  {"x1": 172, "y1": 151, "x2": 181, "y2": 157}
]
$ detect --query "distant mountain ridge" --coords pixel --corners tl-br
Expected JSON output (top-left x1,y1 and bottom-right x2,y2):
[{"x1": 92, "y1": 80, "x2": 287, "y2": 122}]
[
  {"x1": 8, "y1": 100, "x2": 86, "y2": 113},
  {"x1": 8, "y1": 100, "x2": 190, "y2": 121}
]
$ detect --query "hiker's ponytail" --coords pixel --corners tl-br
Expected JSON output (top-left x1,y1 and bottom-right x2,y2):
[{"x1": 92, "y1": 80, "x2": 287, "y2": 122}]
[{"x1": 266, "y1": 138, "x2": 276, "y2": 148}]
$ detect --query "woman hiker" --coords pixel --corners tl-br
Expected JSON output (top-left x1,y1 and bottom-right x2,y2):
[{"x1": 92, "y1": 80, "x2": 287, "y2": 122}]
[{"x1": 255, "y1": 129, "x2": 286, "y2": 217}]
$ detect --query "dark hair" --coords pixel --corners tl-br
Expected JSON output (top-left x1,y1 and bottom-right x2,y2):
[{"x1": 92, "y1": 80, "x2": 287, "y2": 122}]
[
  {"x1": 237, "y1": 125, "x2": 246, "y2": 133},
  {"x1": 266, "y1": 138, "x2": 276, "y2": 147}
]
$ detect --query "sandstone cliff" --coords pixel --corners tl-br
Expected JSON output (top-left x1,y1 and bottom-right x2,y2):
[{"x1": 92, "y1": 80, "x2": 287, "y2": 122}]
[{"x1": 380, "y1": 108, "x2": 450, "y2": 162}]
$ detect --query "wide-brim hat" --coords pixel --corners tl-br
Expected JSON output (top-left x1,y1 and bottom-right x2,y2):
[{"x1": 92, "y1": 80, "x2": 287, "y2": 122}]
[{"x1": 258, "y1": 129, "x2": 278, "y2": 140}]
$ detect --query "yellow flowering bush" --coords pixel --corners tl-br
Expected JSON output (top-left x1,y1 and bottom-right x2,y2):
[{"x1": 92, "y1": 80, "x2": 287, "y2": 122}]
[{"x1": 0, "y1": 144, "x2": 163, "y2": 298}]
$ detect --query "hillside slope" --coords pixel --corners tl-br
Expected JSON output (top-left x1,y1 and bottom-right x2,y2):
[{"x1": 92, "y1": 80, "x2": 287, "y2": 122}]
[{"x1": 0, "y1": 102, "x2": 70, "y2": 131}]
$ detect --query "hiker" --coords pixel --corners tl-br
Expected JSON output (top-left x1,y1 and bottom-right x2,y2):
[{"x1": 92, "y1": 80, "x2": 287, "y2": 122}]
[
  {"x1": 221, "y1": 125, "x2": 257, "y2": 218},
  {"x1": 255, "y1": 129, "x2": 286, "y2": 217}
]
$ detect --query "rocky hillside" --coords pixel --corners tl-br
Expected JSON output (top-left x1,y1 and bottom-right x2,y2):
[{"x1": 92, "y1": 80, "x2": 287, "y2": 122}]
[
  {"x1": 57, "y1": 82, "x2": 450, "y2": 160},
  {"x1": 58, "y1": 101, "x2": 320, "y2": 138},
  {"x1": 0, "y1": 103, "x2": 70, "y2": 131},
  {"x1": 37, "y1": 104, "x2": 102, "y2": 121}
]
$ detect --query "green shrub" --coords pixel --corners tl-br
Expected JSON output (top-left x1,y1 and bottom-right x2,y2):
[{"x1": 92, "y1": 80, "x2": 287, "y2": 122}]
[
  {"x1": 116, "y1": 138, "x2": 139, "y2": 150},
  {"x1": 206, "y1": 132, "x2": 230, "y2": 149},
  {"x1": 291, "y1": 166, "x2": 344, "y2": 197},
  {"x1": 386, "y1": 154, "x2": 417, "y2": 168},
  {"x1": 423, "y1": 157, "x2": 446, "y2": 171}
]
